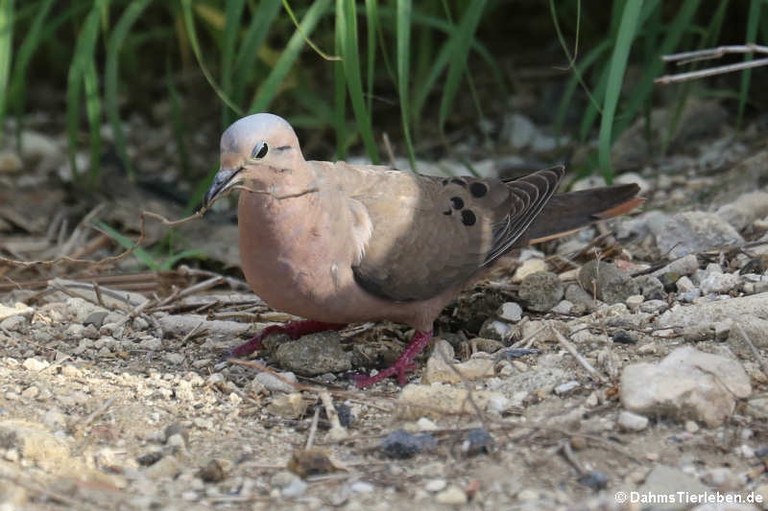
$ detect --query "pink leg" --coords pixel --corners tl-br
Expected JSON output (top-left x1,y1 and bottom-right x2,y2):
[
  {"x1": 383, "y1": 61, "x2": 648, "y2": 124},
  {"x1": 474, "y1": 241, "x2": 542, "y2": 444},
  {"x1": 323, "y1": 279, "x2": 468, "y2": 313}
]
[
  {"x1": 230, "y1": 320, "x2": 346, "y2": 357},
  {"x1": 351, "y1": 330, "x2": 433, "y2": 388}
]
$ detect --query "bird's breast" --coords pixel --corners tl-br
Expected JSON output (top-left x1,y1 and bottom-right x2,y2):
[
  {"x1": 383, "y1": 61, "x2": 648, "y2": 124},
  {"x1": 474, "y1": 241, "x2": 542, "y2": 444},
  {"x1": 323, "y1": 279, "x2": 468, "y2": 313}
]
[{"x1": 236, "y1": 192, "x2": 354, "y2": 316}]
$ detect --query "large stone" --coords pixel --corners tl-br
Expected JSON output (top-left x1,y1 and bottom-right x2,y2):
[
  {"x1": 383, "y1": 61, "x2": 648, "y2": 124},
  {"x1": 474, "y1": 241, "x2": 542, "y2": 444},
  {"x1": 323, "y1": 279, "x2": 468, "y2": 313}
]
[
  {"x1": 273, "y1": 331, "x2": 352, "y2": 376},
  {"x1": 518, "y1": 271, "x2": 563, "y2": 312},
  {"x1": 717, "y1": 191, "x2": 768, "y2": 231},
  {"x1": 635, "y1": 465, "x2": 710, "y2": 511},
  {"x1": 651, "y1": 211, "x2": 743, "y2": 259},
  {"x1": 578, "y1": 261, "x2": 638, "y2": 304},
  {"x1": 0, "y1": 420, "x2": 72, "y2": 471},
  {"x1": 421, "y1": 340, "x2": 495, "y2": 384},
  {"x1": 620, "y1": 347, "x2": 751, "y2": 427},
  {"x1": 397, "y1": 384, "x2": 509, "y2": 419},
  {"x1": 657, "y1": 293, "x2": 768, "y2": 330}
]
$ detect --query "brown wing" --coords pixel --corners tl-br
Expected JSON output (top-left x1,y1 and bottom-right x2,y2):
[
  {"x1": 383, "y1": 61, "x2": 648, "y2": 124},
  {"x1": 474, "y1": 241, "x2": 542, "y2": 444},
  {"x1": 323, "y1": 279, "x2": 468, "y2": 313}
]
[{"x1": 348, "y1": 165, "x2": 565, "y2": 302}]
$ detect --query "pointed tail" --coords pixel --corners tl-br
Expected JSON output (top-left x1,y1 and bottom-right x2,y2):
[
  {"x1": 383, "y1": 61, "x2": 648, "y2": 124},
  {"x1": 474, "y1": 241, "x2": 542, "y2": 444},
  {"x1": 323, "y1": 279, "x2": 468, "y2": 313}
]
[{"x1": 527, "y1": 183, "x2": 643, "y2": 244}]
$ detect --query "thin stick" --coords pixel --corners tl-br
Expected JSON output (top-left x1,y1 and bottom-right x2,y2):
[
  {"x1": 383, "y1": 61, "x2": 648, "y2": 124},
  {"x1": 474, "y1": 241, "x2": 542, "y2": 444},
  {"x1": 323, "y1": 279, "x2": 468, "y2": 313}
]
[
  {"x1": 306, "y1": 407, "x2": 321, "y2": 449},
  {"x1": 551, "y1": 325, "x2": 605, "y2": 383},
  {"x1": 656, "y1": 58, "x2": 768, "y2": 84},
  {"x1": 657, "y1": 44, "x2": 768, "y2": 84},
  {"x1": 735, "y1": 323, "x2": 768, "y2": 376}
]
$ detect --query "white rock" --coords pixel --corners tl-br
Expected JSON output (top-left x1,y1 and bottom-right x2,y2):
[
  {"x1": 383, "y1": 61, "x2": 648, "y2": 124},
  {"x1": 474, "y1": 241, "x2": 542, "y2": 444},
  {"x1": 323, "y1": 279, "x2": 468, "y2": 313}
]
[
  {"x1": 350, "y1": 481, "x2": 374, "y2": 493},
  {"x1": 700, "y1": 272, "x2": 741, "y2": 295},
  {"x1": 22, "y1": 358, "x2": 50, "y2": 372},
  {"x1": 553, "y1": 381, "x2": 580, "y2": 396},
  {"x1": 416, "y1": 418, "x2": 439, "y2": 431},
  {"x1": 434, "y1": 485, "x2": 467, "y2": 505},
  {"x1": 658, "y1": 293, "x2": 768, "y2": 329},
  {"x1": 620, "y1": 346, "x2": 751, "y2": 427},
  {"x1": 625, "y1": 295, "x2": 644, "y2": 311},
  {"x1": 717, "y1": 191, "x2": 768, "y2": 230},
  {"x1": 281, "y1": 477, "x2": 308, "y2": 498},
  {"x1": 497, "y1": 302, "x2": 523, "y2": 322},
  {"x1": 0, "y1": 303, "x2": 34, "y2": 321},
  {"x1": 513, "y1": 258, "x2": 548, "y2": 282},
  {"x1": 550, "y1": 300, "x2": 573, "y2": 315},
  {"x1": 425, "y1": 479, "x2": 447, "y2": 493},
  {"x1": 652, "y1": 211, "x2": 744, "y2": 259},
  {"x1": 676, "y1": 276, "x2": 697, "y2": 293},
  {"x1": 618, "y1": 411, "x2": 649, "y2": 432},
  {"x1": 254, "y1": 371, "x2": 297, "y2": 394},
  {"x1": 651, "y1": 254, "x2": 700, "y2": 278}
]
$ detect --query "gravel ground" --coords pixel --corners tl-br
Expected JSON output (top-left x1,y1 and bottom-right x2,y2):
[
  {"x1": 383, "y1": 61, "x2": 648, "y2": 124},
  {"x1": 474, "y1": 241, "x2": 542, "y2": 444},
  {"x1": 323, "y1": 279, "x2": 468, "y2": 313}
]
[{"x1": 1, "y1": 103, "x2": 767, "y2": 510}]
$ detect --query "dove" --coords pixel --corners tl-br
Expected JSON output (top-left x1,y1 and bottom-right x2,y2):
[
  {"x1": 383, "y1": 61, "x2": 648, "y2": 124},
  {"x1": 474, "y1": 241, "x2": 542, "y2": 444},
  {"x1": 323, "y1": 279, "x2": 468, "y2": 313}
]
[{"x1": 203, "y1": 113, "x2": 643, "y2": 387}]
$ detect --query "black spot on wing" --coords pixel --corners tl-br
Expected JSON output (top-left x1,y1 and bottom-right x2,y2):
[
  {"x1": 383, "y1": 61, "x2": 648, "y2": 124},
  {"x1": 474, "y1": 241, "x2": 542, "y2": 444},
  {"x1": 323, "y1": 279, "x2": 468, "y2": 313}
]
[
  {"x1": 461, "y1": 210, "x2": 476, "y2": 226},
  {"x1": 469, "y1": 181, "x2": 488, "y2": 198},
  {"x1": 450, "y1": 197, "x2": 464, "y2": 210}
]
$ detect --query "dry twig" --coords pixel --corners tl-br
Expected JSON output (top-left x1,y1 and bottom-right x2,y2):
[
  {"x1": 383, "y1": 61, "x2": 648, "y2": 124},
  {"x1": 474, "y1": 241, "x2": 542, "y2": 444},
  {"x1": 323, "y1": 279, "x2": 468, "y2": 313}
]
[{"x1": 656, "y1": 44, "x2": 768, "y2": 84}]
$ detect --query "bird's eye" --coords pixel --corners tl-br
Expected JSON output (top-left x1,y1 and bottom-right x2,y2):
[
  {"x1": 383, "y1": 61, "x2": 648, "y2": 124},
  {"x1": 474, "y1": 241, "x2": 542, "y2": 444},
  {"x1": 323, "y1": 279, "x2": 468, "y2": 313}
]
[{"x1": 251, "y1": 142, "x2": 269, "y2": 159}]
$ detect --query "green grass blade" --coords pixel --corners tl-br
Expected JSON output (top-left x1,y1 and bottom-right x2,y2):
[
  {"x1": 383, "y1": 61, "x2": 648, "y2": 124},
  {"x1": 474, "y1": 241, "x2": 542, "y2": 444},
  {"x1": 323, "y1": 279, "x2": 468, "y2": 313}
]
[
  {"x1": 66, "y1": 0, "x2": 103, "y2": 183},
  {"x1": 180, "y1": 0, "x2": 242, "y2": 116},
  {"x1": 738, "y1": 0, "x2": 762, "y2": 127},
  {"x1": 364, "y1": 0, "x2": 378, "y2": 115},
  {"x1": 0, "y1": 0, "x2": 14, "y2": 136},
  {"x1": 221, "y1": 0, "x2": 245, "y2": 125},
  {"x1": 95, "y1": 220, "x2": 160, "y2": 271},
  {"x1": 9, "y1": 0, "x2": 55, "y2": 127},
  {"x1": 334, "y1": 1, "x2": 348, "y2": 159},
  {"x1": 83, "y1": 60, "x2": 102, "y2": 188},
  {"x1": 250, "y1": 0, "x2": 331, "y2": 113},
  {"x1": 105, "y1": 0, "x2": 152, "y2": 181},
  {"x1": 231, "y1": 0, "x2": 281, "y2": 119},
  {"x1": 598, "y1": 0, "x2": 644, "y2": 179},
  {"x1": 337, "y1": 0, "x2": 379, "y2": 162},
  {"x1": 437, "y1": 0, "x2": 486, "y2": 131},
  {"x1": 396, "y1": 0, "x2": 416, "y2": 170},
  {"x1": 615, "y1": 0, "x2": 698, "y2": 137}
]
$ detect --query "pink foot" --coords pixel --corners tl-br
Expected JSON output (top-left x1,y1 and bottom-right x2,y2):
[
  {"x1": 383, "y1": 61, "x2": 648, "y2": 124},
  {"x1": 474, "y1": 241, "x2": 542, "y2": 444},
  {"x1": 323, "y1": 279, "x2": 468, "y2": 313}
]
[
  {"x1": 350, "y1": 330, "x2": 433, "y2": 388},
  {"x1": 230, "y1": 320, "x2": 346, "y2": 357}
]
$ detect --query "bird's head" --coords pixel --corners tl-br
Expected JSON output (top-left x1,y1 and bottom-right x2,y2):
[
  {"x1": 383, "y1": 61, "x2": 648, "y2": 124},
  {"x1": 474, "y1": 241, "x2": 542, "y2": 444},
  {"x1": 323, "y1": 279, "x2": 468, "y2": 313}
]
[{"x1": 202, "y1": 113, "x2": 305, "y2": 209}]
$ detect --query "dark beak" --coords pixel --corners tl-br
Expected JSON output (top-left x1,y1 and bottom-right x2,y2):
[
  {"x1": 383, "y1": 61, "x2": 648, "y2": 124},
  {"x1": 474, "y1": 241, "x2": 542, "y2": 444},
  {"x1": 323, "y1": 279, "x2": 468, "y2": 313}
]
[{"x1": 202, "y1": 167, "x2": 241, "y2": 209}]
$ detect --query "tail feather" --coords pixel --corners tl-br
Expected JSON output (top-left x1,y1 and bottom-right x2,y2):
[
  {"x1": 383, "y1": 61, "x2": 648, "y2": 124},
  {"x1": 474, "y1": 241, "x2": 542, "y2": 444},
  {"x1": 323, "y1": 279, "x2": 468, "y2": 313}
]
[{"x1": 527, "y1": 183, "x2": 643, "y2": 244}]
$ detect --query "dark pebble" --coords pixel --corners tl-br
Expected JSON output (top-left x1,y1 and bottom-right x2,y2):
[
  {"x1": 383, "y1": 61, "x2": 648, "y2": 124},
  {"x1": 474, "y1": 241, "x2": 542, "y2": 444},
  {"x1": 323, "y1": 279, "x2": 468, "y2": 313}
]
[
  {"x1": 578, "y1": 470, "x2": 609, "y2": 490},
  {"x1": 380, "y1": 429, "x2": 437, "y2": 459},
  {"x1": 461, "y1": 428, "x2": 495, "y2": 457}
]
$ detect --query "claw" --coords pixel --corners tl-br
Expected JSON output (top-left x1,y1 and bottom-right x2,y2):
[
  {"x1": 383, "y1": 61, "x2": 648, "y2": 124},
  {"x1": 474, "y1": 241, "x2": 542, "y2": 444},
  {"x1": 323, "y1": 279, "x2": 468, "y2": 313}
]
[
  {"x1": 350, "y1": 330, "x2": 433, "y2": 388},
  {"x1": 229, "y1": 320, "x2": 346, "y2": 357}
]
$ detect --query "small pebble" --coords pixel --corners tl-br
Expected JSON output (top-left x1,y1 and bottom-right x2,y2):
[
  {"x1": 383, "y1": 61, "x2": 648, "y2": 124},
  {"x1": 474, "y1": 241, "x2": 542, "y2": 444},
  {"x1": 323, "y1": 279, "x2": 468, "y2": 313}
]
[
  {"x1": 379, "y1": 430, "x2": 437, "y2": 459},
  {"x1": 550, "y1": 300, "x2": 573, "y2": 315},
  {"x1": 640, "y1": 299, "x2": 667, "y2": 313},
  {"x1": 425, "y1": 479, "x2": 447, "y2": 492},
  {"x1": 612, "y1": 330, "x2": 637, "y2": 345},
  {"x1": 416, "y1": 417, "x2": 439, "y2": 431},
  {"x1": 618, "y1": 411, "x2": 649, "y2": 432},
  {"x1": 497, "y1": 302, "x2": 523, "y2": 322},
  {"x1": 254, "y1": 371, "x2": 297, "y2": 394},
  {"x1": 578, "y1": 470, "x2": 609, "y2": 490},
  {"x1": 22, "y1": 358, "x2": 50, "y2": 372},
  {"x1": 281, "y1": 477, "x2": 308, "y2": 498},
  {"x1": 519, "y1": 271, "x2": 564, "y2": 312},
  {"x1": 554, "y1": 380, "x2": 580, "y2": 396},
  {"x1": 350, "y1": 481, "x2": 374, "y2": 493},
  {"x1": 625, "y1": 294, "x2": 644, "y2": 311},
  {"x1": 434, "y1": 485, "x2": 467, "y2": 505},
  {"x1": 461, "y1": 428, "x2": 495, "y2": 456}
]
